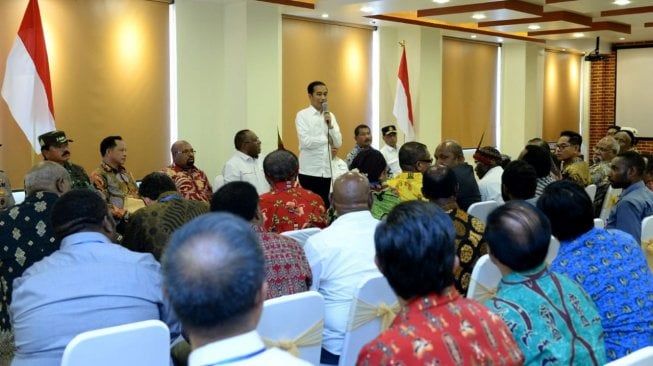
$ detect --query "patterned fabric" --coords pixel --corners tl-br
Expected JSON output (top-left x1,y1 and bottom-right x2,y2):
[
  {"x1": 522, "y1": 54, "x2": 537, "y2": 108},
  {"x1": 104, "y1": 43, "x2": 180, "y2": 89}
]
[
  {"x1": 122, "y1": 192, "x2": 208, "y2": 260},
  {"x1": 448, "y1": 208, "x2": 488, "y2": 295},
  {"x1": 345, "y1": 145, "x2": 366, "y2": 168},
  {"x1": 63, "y1": 161, "x2": 92, "y2": 190},
  {"x1": 356, "y1": 286, "x2": 524, "y2": 366},
  {"x1": 0, "y1": 171, "x2": 15, "y2": 211},
  {"x1": 252, "y1": 225, "x2": 312, "y2": 299},
  {"x1": 485, "y1": 264, "x2": 606, "y2": 365},
  {"x1": 90, "y1": 162, "x2": 138, "y2": 219},
  {"x1": 589, "y1": 161, "x2": 611, "y2": 186},
  {"x1": 370, "y1": 185, "x2": 401, "y2": 220},
  {"x1": 386, "y1": 172, "x2": 426, "y2": 202},
  {"x1": 0, "y1": 191, "x2": 59, "y2": 362},
  {"x1": 161, "y1": 163, "x2": 213, "y2": 202},
  {"x1": 535, "y1": 175, "x2": 556, "y2": 198},
  {"x1": 549, "y1": 227, "x2": 653, "y2": 361},
  {"x1": 561, "y1": 160, "x2": 591, "y2": 187},
  {"x1": 606, "y1": 180, "x2": 653, "y2": 241},
  {"x1": 259, "y1": 181, "x2": 328, "y2": 233}
]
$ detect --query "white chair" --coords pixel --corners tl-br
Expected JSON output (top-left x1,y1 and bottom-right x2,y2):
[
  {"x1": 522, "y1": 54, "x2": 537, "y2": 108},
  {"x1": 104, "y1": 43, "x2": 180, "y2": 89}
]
[
  {"x1": 467, "y1": 200, "x2": 500, "y2": 225},
  {"x1": 12, "y1": 190, "x2": 25, "y2": 205},
  {"x1": 280, "y1": 227, "x2": 321, "y2": 247},
  {"x1": 599, "y1": 186, "x2": 622, "y2": 221},
  {"x1": 545, "y1": 236, "x2": 560, "y2": 265},
  {"x1": 258, "y1": 291, "x2": 324, "y2": 365},
  {"x1": 605, "y1": 346, "x2": 653, "y2": 366},
  {"x1": 213, "y1": 174, "x2": 225, "y2": 192},
  {"x1": 585, "y1": 183, "x2": 597, "y2": 202},
  {"x1": 61, "y1": 320, "x2": 170, "y2": 366},
  {"x1": 467, "y1": 254, "x2": 502, "y2": 302},
  {"x1": 641, "y1": 215, "x2": 653, "y2": 272},
  {"x1": 338, "y1": 274, "x2": 399, "y2": 366},
  {"x1": 594, "y1": 218, "x2": 605, "y2": 229}
]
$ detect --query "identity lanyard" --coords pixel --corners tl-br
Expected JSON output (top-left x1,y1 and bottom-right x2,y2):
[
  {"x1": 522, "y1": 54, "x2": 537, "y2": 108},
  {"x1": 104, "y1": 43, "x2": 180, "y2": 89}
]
[{"x1": 201, "y1": 348, "x2": 265, "y2": 366}]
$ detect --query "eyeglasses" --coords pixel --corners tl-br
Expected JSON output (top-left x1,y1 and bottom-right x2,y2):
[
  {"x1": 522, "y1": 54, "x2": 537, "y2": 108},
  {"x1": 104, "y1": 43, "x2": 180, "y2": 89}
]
[
  {"x1": 555, "y1": 143, "x2": 571, "y2": 150},
  {"x1": 417, "y1": 158, "x2": 433, "y2": 164},
  {"x1": 176, "y1": 149, "x2": 196, "y2": 155}
]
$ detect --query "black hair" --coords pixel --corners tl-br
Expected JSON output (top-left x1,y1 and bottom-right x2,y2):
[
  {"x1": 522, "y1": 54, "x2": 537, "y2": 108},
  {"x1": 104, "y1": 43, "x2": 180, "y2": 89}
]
[
  {"x1": 350, "y1": 149, "x2": 386, "y2": 183},
  {"x1": 354, "y1": 124, "x2": 370, "y2": 137},
  {"x1": 263, "y1": 149, "x2": 299, "y2": 182},
  {"x1": 210, "y1": 181, "x2": 259, "y2": 221},
  {"x1": 520, "y1": 144, "x2": 551, "y2": 178},
  {"x1": 234, "y1": 129, "x2": 251, "y2": 150},
  {"x1": 502, "y1": 160, "x2": 537, "y2": 199},
  {"x1": 537, "y1": 180, "x2": 594, "y2": 241},
  {"x1": 307, "y1": 81, "x2": 326, "y2": 94},
  {"x1": 560, "y1": 130, "x2": 582, "y2": 147},
  {"x1": 617, "y1": 150, "x2": 645, "y2": 176},
  {"x1": 422, "y1": 165, "x2": 457, "y2": 200},
  {"x1": 398, "y1": 141, "x2": 429, "y2": 170},
  {"x1": 138, "y1": 172, "x2": 178, "y2": 200},
  {"x1": 51, "y1": 190, "x2": 109, "y2": 240},
  {"x1": 99, "y1": 136, "x2": 122, "y2": 156}
]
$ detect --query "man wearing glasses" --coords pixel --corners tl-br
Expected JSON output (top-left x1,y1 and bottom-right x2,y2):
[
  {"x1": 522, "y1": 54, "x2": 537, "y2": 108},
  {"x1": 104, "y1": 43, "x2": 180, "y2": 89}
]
[
  {"x1": 222, "y1": 129, "x2": 270, "y2": 194},
  {"x1": 386, "y1": 141, "x2": 433, "y2": 202},
  {"x1": 162, "y1": 140, "x2": 213, "y2": 202},
  {"x1": 556, "y1": 130, "x2": 591, "y2": 187}
]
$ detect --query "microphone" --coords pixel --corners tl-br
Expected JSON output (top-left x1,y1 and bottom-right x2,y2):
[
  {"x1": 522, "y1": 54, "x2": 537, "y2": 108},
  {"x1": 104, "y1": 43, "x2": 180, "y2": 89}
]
[
  {"x1": 322, "y1": 101, "x2": 328, "y2": 114},
  {"x1": 322, "y1": 101, "x2": 331, "y2": 126}
]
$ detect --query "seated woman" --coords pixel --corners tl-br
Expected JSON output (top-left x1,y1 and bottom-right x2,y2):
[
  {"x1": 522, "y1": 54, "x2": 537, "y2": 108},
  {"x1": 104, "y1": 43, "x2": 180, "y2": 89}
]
[{"x1": 350, "y1": 149, "x2": 401, "y2": 220}]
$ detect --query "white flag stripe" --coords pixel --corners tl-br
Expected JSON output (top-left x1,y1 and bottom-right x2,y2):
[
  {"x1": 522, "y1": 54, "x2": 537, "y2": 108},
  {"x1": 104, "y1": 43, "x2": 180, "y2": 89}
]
[{"x1": 393, "y1": 79, "x2": 414, "y2": 141}]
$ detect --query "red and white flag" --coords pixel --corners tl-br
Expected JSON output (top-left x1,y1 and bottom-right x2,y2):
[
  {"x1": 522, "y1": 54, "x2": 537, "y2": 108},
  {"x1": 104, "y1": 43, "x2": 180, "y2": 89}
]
[
  {"x1": 393, "y1": 47, "x2": 414, "y2": 141},
  {"x1": 2, "y1": 0, "x2": 56, "y2": 153}
]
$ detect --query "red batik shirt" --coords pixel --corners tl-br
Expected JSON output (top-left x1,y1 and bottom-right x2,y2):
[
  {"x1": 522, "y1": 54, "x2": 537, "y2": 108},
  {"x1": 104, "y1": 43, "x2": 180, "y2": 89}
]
[
  {"x1": 161, "y1": 163, "x2": 213, "y2": 202},
  {"x1": 259, "y1": 180, "x2": 328, "y2": 233},
  {"x1": 357, "y1": 286, "x2": 524, "y2": 366}
]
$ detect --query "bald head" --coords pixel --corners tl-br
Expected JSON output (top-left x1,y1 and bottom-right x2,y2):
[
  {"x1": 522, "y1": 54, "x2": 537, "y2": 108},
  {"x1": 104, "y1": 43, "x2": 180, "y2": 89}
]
[
  {"x1": 171, "y1": 140, "x2": 195, "y2": 169},
  {"x1": 435, "y1": 140, "x2": 464, "y2": 167},
  {"x1": 24, "y1": 161, "x2": 71, "y2": 196},
  {"x1": 332, "y1": 171, "x2": 371, "y2": 215}
]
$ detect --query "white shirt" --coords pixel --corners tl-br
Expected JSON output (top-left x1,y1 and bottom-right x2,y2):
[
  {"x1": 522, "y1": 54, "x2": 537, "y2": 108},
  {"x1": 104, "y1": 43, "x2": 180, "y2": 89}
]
[
  {"x1": 380, "y1": 144, "x2": 401, "y2": 178},
  {"x1": 329, "y1": 156, "x2": 349, "y2": 192},
  {"x1": 478, "y1": 165, "x2": 504, "y2": 204},
  {"x1": 222, "y1": 150, "x2": 270, "y2": 194},
  {"x1": 189, "y1": 330, "x2": 310, "y2": 366},
  {"x1": 295, "y1": 105, "x2": 342, "y2": 177},
  {"x1": 303, "y1": 210, "x2": 380, "y2": 355}
]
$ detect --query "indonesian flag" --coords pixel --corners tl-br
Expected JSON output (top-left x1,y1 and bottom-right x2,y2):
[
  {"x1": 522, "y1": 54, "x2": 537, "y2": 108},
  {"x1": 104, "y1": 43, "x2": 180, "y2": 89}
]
[
  {"x1": 393, "y1": 47, "x2": 414, "y2": 141},
  {"x1": 2, "y1": 0, "x2": 56, "y2": 153}
]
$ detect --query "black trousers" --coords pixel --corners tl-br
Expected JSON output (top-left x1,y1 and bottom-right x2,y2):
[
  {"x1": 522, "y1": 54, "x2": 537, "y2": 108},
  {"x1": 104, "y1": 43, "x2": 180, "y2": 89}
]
[{"x1": 298, "y1": 174, "x2": 332, "y2": 209}]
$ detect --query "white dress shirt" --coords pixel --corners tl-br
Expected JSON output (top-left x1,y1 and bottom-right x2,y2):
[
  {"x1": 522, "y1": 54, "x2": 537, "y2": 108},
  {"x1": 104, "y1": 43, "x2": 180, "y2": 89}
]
[
  {"x1": 303, "y1": 210, "x2": 380, "y2": 355},
  {"x1": 478, "y1": 165, "x2": 504, "y2": 203},
  {"x1": 380, "y1": 144, "x2": 401, "y2": 178},
  {"x1": 295, "y1": 105, "x2": 342, "y2": 177},
  {"x1": 329, "y1": 156, "x2": 349, "y2": 192},
  {"x1": 189, "y1": 330, "x2": 310, "y2": 366},
  {"x1": 222, "y1": 150, "x2": 270, "y2": 194}
]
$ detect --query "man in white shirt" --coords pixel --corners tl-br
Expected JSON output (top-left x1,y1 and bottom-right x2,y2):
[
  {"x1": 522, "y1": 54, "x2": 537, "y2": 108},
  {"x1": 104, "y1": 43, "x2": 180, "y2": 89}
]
[
  {"x1": 330, "y1": 142, "x2": 349, "y2": 193},
  {"x1": 303, "y1": 171, "x2": 380, "y2": 365},
  {"x1": 295, "y1": 81, "x2": 342, "y2": 208},
  {"x1": 473, "y1": 146, "x2": 504, "y2": 203},
  {"x1": 162, "y1": 213, "x2": 309, "y2": 366},
  {"x1": 222, "y1": 129, "x2": 270, "y2": 194},
  {"x1": 380, "y1": 125, "x2": 401, "y2": 178}
]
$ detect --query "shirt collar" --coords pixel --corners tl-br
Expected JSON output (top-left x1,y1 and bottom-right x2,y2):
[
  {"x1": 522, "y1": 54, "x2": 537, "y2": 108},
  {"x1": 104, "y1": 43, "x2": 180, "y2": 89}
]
[
  {"x1": 100, "y1": 161, "x2": 124, "y2": 173},
  {"x1": 189, "y1": 330, "x2": 265, "y2": 366},
  {"x1": 405, "y1": 286, "x2": 460, "y2": 311},
  {"x1": 622, "y1": 180, "x2": 646, "y2": 196},
  {"x1": 500, "y1": 263, "x2": 548, "y2": 285},
  {"x1": 236, "y1": 150, "x2": 256, "y2": 162},
  {"x1": 60, "y1": 231, "x2": 113, "y2": 249}
]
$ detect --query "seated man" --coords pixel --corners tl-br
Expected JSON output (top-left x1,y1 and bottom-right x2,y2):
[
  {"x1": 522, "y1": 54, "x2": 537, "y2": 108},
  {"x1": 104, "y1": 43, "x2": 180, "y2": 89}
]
[
  {"x1": 606, "y1": 151, "x2": 653, "y2": 240},
  {"x1": 538, "y1": 181, "x2": 653, "y2": 361},
  {"x1": 222, "y1": 129, "x2": 269, "y2": 194},
  {"x1": 556, "y1": 130, "x2": 590, "y2": 187},
  {"x1": 502, "y1": 160, "x2": 537, "y2": 204},
  {"x1": 162, "y1": 140, "x2": 213, "y2": 202},
  {"x1": 259, "y1": 149, "x2": 327, "y2": 232},
  {"x1": 386, "y1": 141, "x2": 432, "y2": 201},
  {"x1": 304, "y1": 172, "x2": 381, "y2": 365},
  {"x1": 519, "y1": 144, "x2": 555, "y2": 198},
  {"x1": 38, "y1": 130, "x2": 92, "y2": 190},
  {"x1": 473, "y1": 146, "x2": 504, "y2": 203},
  {"x1": 345, "y1": 124, "x2": 372, "y2": 168},
  {"x1": 11, "y1": 190, "x2": 180, "y2": 365},
  {"x1": 357, "y1": 201, "x2": 523, "y2": 365},
  {"x1": 162, "y1": 213, "x2": 309, "y2": 365},
  {"x1": 122, "y1": 172, "x2": 208, "y2": 260},
  {"x1": 435, "y1": 140, "x2": 481, "y2": 210},
  {"x1": 484, "y1": 201, "x2": 605, "y2": 365},
  {"x1": 422, "y1": 165, "x2": 488, "y2": 295},
  {"x1": 211, "y1": 181, "x2": 312, "y2": 299}
]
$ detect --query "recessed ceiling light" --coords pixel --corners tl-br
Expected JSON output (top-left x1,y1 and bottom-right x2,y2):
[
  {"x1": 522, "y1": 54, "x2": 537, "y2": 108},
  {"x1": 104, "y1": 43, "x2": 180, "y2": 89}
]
[
  {"x1": 613, "y1": 0, "x2": 631, "y2": 5},
  {"x1": 619, "y1": 37, "x2": 626, "y2": 40},
  {"x1": 497, "y1": 37, "x2": 504, "y2": 42},
  {"x1": 471, "y1": 35, "x2": 477, "y2": 39},
  {"x1": 321, "y1": 13, "x2": 329, "y2": 18},
  {"x1": 528, "y1": 24, "x2": 541, "y2": 30},
  {"x1": 360, "y1": 6, "x2": 374, "y2": 13},
  {"x1": 433, "y1": 0, "x2": 450, "y2": 4},
  {"x1": 573, "y1": 32, "x2": 584, "y2": 38},
  {"x1": 472, "y1": 13, "x2": 487, "y2": 20}
]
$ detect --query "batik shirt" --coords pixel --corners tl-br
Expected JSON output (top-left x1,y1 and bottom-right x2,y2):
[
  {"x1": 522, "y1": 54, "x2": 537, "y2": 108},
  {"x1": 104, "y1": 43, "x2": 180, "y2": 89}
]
[
  {"x1": 252, "y1": 225, "x2": 312, "y2": 299},
  {"x1": 448, "y1": 207, "x2": 488, "y2": 295},
  {"x1": 259, "y1": 181, "x2": 327, "y2": 233},
  {"x1": 486, "y1": 264, "x2": 606, "y2": 365},
  {"x1": 386, "y1": 172, "x2": 427, "y2": 202},
  {"x1": 549, "y1": 227, "x2": 653, "y2": 361},
  {"x1": 357, "y1": 286, "x2": 524, "y2": 366},
  {"x1": 0, "y1": 192, "x2": 60, "y2": 361},
  {"x1": 90, "y1": 162, "x2": 139, "y2": 219},
  {"x1": 161, "y1": 163, "x2": 213, "y2": 202},
  {"x1": 0, "y1": 171, "x2": 14, "y2": 211},
  {"x1": 369, "y1": 184, "x2": 401, "y2": 220}
]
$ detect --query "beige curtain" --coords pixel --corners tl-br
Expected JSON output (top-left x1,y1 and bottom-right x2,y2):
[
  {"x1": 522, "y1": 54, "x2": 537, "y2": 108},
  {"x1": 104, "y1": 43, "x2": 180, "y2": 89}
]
[
  {"x1": 442, "y1": 37, "x2": 499, "y2": 148},
  {"x1": 543, "y1": 50, "x2": 582, "y2": 141}
]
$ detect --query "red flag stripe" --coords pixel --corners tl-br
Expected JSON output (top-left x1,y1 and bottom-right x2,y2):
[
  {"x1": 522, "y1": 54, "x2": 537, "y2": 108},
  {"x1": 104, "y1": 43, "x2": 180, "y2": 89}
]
[{"x1": 397, "y1": 49, "x2": 413, "y2": 126}]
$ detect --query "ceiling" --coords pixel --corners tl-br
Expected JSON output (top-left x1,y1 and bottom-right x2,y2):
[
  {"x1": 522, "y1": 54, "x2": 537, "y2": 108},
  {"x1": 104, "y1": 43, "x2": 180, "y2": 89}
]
[{"x1": 258, "y1": 0, "x2": 653, "y2": 53}]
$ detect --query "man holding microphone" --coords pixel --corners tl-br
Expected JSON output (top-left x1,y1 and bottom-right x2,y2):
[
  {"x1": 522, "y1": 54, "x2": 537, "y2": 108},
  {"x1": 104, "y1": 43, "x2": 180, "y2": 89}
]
[{"x1": 295, "y1": 81, "x2": 342, "y2": 208}]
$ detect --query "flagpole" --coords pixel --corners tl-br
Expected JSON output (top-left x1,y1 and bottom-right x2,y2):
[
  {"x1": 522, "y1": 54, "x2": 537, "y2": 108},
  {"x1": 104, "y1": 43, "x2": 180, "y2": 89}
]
[{"x1": 399, "y1": 40, "x2": 405, "y2": 145}]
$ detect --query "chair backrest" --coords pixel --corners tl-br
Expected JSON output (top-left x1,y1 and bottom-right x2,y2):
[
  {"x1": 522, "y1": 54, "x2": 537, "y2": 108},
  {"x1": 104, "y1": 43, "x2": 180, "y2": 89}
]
[
  {"x1": 594, "y1": 218, "x2": 605, "y2": 229},
  {"x1": 12, "y1": 190, "x2": 25, "y2": 205},
  {"x1": 467, "y1": 254, "x2": 502, "y2": 302},
  {"x1": 339, "y1": 274, "x2": 399, "y2": 366},
  {"x1": 213, "y1": 174, "x2": 225, "y2": 192},
  {"x1": 257, "y1": 291, "x2": 324, "y2": 365},
  {"x1": 642, "y1": 215, "x2": 653, "y2": 243},
  {"x1": 585, "y1": 183, "x2": 597, "y2": 202},
  {"x1": 545, "y1": 236, "x2": 560, "y2": 265},
  {"x1": 466, "y1": 200, "x2": 500, "y2": 225},
  {"x1": 605, "y1": 346, "x2": 653, "y2": 366},
  {"x1": 280, "y1": 228, "x2": 321, "y2": 247},
  {"x1": 61, "y1": 320, "x2": 170, "y2": 366},
  {"x1": 600, "y1": 186, "x2": 622, "y2": 221}
]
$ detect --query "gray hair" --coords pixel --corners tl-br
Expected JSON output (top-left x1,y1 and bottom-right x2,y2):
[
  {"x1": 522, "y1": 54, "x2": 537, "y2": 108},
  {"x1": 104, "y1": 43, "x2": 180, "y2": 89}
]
[{"x1": 24, "y1": 161, "x2": 71, "y2": 195}]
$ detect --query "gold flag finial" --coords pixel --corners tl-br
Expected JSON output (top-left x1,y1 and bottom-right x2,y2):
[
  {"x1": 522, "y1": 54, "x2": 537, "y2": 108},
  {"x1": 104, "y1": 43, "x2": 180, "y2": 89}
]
[{"x1": 398, "y1": 40, "x2": 406, "y2": 47}]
